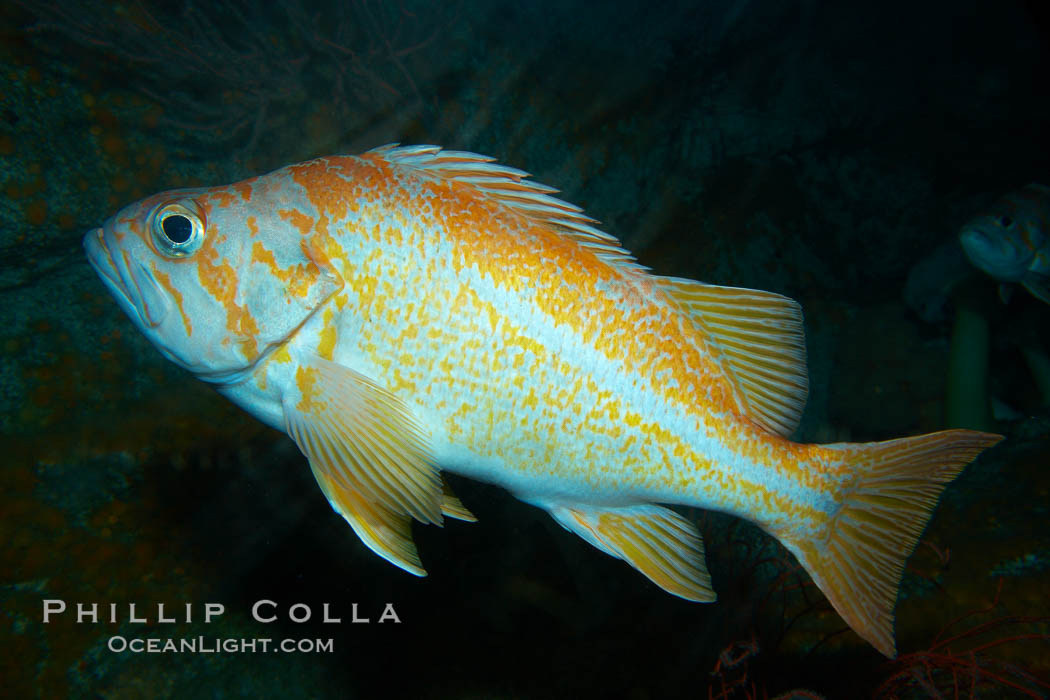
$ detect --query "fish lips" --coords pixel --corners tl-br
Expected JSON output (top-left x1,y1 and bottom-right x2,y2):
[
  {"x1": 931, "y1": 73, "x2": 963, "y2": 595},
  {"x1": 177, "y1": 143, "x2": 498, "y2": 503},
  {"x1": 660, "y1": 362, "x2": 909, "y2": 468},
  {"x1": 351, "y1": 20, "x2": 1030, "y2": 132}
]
[
  {"x1": 959, "y1": 227, "x2": 1031, "y2": 282},
  {"x1": 84, "y1": 225, "x2": 255, "y2": 384},
  {"x1": 84, "y1": 226, "x2": 170, "y2": 329}
]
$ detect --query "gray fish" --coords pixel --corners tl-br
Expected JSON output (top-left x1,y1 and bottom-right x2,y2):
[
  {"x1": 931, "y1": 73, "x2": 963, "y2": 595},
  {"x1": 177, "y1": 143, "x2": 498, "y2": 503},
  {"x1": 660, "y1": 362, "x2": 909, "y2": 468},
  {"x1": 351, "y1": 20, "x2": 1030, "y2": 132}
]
[{"x1": 960, "y1": 183, "x2": 1050, "y2": 304}]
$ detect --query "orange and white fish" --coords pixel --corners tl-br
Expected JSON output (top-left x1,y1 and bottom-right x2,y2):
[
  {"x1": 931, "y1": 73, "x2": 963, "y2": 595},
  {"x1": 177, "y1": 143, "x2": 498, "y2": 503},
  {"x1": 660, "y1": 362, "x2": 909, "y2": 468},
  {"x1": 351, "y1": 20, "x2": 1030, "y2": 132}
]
[
  {"x1": 960, "y1": 183, "x2": 1050, "y2": 305},
  {"x1": 85, "y1": 145, "x2": 1001, "y2": 657}
]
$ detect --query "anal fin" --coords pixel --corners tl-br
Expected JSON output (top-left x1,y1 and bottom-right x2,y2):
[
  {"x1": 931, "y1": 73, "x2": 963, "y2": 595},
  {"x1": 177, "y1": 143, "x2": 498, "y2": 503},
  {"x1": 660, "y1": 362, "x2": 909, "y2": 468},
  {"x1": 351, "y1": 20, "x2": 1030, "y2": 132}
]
[{"x1": 548, "y1": 503, "x2": 715, "y2": 602}]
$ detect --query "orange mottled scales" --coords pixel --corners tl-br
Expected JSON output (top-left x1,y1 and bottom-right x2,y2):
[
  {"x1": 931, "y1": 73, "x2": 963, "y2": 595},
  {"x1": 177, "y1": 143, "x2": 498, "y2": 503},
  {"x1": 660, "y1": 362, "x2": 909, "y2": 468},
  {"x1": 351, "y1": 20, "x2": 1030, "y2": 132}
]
[{"x1": 85, "y1": 144, "x2": 1002, "y2": 658}]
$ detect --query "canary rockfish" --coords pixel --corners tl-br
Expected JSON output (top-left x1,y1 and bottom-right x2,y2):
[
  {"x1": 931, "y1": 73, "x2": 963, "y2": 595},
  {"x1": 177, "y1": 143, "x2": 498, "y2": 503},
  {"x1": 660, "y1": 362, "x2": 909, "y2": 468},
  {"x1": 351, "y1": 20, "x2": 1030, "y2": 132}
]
[{"x1": 84, "y1": 144, "x2": 1001, "y2": 657}]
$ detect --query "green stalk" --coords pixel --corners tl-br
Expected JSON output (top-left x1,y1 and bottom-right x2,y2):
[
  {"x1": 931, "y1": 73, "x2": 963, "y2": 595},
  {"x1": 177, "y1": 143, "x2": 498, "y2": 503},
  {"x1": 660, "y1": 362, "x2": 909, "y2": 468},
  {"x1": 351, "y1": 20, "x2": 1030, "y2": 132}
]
[
  {"x1": 945, "y1": 301, "x2": 991, "y2": 431},
  {"x1": 1020, "y1": 345, "x2": 1050, "y2": 407}
]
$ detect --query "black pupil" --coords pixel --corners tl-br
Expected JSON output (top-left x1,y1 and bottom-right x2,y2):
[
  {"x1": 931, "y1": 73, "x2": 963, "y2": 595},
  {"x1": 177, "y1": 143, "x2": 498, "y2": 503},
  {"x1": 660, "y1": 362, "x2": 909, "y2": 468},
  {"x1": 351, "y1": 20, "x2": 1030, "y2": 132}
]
[
  {"x1": 162, "y1": 214, "x2": 193, "y2": 244},
  {"x1": 998, "y1": 215, "x2": 1013, "y2": 228}
]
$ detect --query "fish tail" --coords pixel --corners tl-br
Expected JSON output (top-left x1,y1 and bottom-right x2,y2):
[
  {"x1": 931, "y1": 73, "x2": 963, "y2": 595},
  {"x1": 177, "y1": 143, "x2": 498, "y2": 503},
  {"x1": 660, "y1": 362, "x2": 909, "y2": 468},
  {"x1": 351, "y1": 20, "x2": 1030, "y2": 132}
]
[{"x1": 782, "y1": 429, "x2": 1002, "y2": 658}]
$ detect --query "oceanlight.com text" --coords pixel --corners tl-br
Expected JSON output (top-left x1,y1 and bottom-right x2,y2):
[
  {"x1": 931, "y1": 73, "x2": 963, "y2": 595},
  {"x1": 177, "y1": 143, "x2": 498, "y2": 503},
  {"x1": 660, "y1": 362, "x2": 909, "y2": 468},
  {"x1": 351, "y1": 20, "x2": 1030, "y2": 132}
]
[{"x1": 107, "y1": 636, "x2": 334, "y2": 654}]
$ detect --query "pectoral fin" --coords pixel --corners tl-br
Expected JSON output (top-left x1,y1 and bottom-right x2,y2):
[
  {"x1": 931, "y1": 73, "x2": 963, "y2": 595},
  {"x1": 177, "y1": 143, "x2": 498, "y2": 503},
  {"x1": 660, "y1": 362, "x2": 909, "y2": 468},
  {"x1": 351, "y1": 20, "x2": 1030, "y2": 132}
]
[
  {"x1": 1023, "y1": 278, "x2": 1050, "y2": 305},
  {"x1": 548, "y1": 503, "x2": 715, "y2": 601},
  {"x1": 312, "y1": 466, "x2": 427, "y2": 575},
  {"x1": 284, "y1": 355, "x2": 443, "y2": 575}
]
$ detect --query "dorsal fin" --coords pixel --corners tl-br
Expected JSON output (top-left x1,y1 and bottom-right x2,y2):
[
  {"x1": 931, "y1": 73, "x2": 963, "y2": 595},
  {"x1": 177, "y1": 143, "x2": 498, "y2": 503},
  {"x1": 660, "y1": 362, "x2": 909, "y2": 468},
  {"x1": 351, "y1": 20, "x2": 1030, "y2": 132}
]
[
  {"x1": 660, "y1": 277, "x2": 809, "y2": 437},
  {"x1": 370, "y1": 144, "x2": 647, "y2": 272}
]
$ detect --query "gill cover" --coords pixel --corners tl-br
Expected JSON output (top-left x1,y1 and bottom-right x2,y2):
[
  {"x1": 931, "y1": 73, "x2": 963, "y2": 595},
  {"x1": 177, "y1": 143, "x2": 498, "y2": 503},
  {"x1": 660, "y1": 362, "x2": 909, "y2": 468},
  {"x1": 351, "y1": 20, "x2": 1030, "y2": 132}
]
[
  {"x1": 94, "y1": 188, "x2": 342, "y2": 383},
  {"x1": 959, "y1": 219, "x2": 1034, "y2": 281},
  {"x1": 162, "y1": 191, "x2": 343, "y2": 382},
  {"x1": 959, "y1": 183, "x2": 1050, "y2": 283}
]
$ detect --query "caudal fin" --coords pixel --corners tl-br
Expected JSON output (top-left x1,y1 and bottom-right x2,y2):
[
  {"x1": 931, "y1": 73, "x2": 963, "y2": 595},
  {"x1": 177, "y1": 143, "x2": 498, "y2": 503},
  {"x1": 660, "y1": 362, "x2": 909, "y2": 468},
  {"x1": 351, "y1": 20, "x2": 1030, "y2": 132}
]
[{"x1": 784, "y1": 429, "x2": 1002, "y2": 657}]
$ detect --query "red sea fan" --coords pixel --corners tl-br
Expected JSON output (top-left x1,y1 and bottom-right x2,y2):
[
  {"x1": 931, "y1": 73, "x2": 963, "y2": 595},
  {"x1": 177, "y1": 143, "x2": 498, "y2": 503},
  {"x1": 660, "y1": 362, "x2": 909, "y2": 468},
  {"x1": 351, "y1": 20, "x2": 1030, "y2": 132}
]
[
  {"x1": 874, "y1": 578, "x2": 1050, "y2": 699},
  {"x1": 16, "y1": 0, "x2": 459, "y2": 153}
]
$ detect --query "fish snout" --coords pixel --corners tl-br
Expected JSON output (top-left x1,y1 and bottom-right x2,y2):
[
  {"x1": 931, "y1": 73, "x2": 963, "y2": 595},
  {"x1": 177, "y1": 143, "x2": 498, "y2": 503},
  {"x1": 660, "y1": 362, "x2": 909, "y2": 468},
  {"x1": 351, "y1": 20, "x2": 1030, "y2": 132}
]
[
  {"x1": 959, "y1": 227, "x2": 1031, "y2": 282},
  {"x1": 84, "y1": 226, "x2": 132, "y2": 309},
  {"x1": 83, "y1": 225, "x2": 170, "y2": 328}
]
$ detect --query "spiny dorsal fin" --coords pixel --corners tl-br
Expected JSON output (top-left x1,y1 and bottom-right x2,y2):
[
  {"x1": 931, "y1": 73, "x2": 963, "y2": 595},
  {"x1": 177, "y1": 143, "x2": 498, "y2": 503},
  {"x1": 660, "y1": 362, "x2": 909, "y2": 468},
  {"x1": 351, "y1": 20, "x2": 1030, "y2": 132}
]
[
  {"x1": 660, "y1": 277, "x2": 809, "y2": 437},
  {"x1": 371, "y1": 144, "x2": 646, "y2": 272}
]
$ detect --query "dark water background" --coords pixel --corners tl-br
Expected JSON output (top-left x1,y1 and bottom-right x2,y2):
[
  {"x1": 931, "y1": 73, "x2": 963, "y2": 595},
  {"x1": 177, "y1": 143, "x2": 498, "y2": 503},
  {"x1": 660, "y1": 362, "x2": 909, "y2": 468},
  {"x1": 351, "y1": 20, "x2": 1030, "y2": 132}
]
[{"x1": 2, "y1": 1, "x2": 1049, "y2": 697}]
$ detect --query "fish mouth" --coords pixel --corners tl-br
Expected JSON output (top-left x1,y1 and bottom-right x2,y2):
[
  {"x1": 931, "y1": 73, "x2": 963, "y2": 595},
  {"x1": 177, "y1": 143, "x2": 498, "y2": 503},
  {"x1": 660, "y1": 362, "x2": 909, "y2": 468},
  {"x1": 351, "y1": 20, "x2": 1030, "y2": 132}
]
[
  {"x1": 959, "y1": 226, "x2": 1029, "y2": 281},
  {"x1": 84, "y1": 227, "x2": 137, "y2": 318},
  {"x1": 83, "y1": 226, "x2": 169, "y2": 328},
  {"x1": 83, "y1": 223, "x2": 255, "y2": 384}
]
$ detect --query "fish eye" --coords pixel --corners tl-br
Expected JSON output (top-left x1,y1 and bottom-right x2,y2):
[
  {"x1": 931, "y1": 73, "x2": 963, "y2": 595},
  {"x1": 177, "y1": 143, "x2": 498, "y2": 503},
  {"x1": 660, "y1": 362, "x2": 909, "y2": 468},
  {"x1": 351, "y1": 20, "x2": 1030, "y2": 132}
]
[
  {"x1": 998, "y1": 215, "x2": 1014, "y2": 228},
  {"x1": 150, "y1": 200, "x2": 205, "y2": 258}
]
